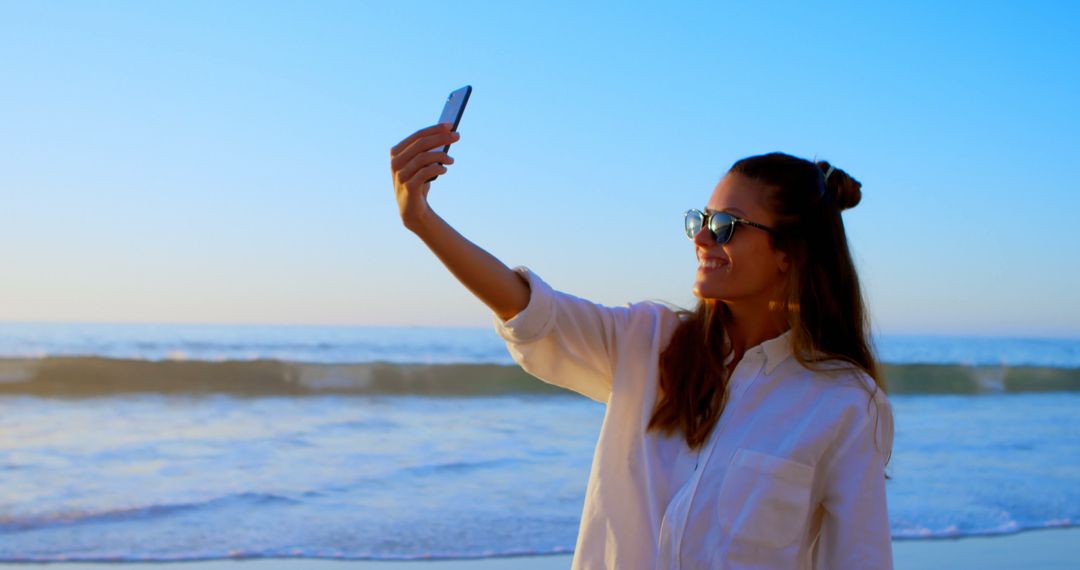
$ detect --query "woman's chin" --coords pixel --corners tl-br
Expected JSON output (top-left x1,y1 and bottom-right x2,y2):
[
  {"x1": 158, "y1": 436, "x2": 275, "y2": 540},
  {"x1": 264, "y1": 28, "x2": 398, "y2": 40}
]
[{"x1": 692, "y1": 282, "x2": 726, "y2": 299}]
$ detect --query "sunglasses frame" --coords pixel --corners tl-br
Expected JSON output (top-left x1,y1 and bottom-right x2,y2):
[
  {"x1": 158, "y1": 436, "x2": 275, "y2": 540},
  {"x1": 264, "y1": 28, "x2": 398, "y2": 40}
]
[{"x1": 684, "y1": 208, "x2": 777, "y2": 245}]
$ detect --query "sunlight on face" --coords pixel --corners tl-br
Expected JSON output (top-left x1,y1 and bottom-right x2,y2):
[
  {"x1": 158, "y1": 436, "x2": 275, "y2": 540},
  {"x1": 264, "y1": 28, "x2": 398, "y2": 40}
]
[{"x1": 692, "y1": 172, "x2": 787, "y2": 303}]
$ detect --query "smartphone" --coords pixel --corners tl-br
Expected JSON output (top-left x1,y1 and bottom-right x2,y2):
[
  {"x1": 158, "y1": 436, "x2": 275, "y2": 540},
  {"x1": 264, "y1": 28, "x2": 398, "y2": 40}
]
[{"x1": 427, "y1": 85, "x2": 471, "y2": 183}]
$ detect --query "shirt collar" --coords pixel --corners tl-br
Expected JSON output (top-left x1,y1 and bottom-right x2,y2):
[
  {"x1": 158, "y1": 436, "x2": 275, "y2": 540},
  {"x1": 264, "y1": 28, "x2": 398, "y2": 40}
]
[
  {"x1": 723, "y1": 328, "x2": 794, "y2": 376},
  {"x1": 762, "y1": 328, "x2": 795, "y2": 375}
]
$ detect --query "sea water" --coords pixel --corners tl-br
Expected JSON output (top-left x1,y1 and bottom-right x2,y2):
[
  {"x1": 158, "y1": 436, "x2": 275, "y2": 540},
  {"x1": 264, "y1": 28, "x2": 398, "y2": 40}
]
[
  {"x1": 0, "y1": 323, "x2": 1077, "y2": 562},
  {"x1": 1, "y1": 322, "x2": 1078, "y2": 367}
]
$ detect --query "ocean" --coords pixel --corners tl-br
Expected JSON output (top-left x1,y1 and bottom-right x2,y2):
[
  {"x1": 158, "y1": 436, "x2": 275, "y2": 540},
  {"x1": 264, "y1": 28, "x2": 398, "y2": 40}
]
[{"x1": 0, "y1": 322, "x2": 1077, "y2": 562}]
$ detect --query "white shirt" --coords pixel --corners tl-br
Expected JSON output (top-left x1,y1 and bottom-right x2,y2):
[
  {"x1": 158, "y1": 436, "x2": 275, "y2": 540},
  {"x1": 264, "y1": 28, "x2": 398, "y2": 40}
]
[{"x1": 492, "y1": 266, "x2": 894, "y2": 570}]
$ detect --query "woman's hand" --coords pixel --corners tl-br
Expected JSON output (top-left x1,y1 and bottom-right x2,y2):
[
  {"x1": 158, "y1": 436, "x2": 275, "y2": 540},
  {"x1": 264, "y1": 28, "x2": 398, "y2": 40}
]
[
  {"x1": 389, "y1": 123, "x2": 460, "y2": 231},
  {"x1": 386, "y1": 122, "x2": 528, "y2": 320}
]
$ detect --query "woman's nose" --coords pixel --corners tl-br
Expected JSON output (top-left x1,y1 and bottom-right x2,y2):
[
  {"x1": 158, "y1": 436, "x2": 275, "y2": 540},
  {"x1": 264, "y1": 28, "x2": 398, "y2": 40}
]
[{"x1": 693, "y1": 226, "x2": 714, "y2": 248}]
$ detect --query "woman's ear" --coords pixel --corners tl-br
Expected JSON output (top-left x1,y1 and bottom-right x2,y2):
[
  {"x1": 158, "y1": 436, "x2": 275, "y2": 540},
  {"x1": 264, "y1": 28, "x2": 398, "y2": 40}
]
[{"x1": 776, "y1": 250, "x2": 790, "y2": 273}]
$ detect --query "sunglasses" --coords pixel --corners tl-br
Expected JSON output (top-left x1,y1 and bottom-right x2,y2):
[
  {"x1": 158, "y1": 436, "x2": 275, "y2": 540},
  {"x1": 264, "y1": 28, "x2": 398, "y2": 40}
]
[{"x1": 684, "y1": 208, "x2": 777, "y2": 245}]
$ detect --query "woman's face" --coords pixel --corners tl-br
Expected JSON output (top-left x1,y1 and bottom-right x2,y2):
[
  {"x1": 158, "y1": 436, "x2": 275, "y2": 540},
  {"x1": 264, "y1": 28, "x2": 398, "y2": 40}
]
[{"x1": 692, "y1": 172, "x2": 790, "y2": 302}]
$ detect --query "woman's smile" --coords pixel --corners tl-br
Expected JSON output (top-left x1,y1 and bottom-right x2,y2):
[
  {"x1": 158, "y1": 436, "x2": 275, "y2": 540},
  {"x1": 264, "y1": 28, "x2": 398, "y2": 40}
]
[{"x1": 698, "y1": 256, "x2": 728, "y2": 273}]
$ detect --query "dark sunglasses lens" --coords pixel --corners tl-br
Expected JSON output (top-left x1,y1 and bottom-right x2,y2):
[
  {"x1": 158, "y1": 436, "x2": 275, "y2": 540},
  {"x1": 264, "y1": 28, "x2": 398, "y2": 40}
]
[
  {"x1": 684, "y1": 211, "x2": 703, "y2": 239},
  {"x1": 708, "y1": 212, "x2": 735, "y2": 244}
]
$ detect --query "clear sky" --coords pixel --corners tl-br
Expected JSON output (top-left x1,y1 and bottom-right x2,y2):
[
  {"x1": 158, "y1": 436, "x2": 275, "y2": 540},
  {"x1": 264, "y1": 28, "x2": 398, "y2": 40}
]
[{"x1": 1, "y1": 1, "x2": 1078, "y2": 337}]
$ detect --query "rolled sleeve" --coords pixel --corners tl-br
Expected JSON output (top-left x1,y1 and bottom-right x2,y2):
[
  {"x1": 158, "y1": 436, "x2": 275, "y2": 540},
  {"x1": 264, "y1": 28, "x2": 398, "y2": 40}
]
[
  {"x1": 815, "y1": 396, "x2": 895, "y2": 569},
  {"x1": 492, "y1": 266, "x2": 558, "y2": 344},
  {"x1": 492, "y1": 266, "x2": 637, "y2": 404}
]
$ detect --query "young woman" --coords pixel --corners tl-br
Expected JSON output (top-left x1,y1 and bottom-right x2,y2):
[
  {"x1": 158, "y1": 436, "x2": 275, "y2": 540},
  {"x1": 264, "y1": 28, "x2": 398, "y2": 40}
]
[{"x1": 390, "y1": 122, "x2": 894, "y2": 569}]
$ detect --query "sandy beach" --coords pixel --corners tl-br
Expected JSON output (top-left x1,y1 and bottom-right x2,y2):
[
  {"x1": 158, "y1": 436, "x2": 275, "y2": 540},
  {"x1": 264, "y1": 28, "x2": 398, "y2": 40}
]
[{"x1": 1, "y1": 526, "x2": 1075, "y2": 569}]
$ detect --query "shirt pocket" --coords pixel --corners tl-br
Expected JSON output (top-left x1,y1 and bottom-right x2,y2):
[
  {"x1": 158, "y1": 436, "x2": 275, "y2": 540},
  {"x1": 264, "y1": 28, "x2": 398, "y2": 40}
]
[{"x1": 715, "y1": 447, "x2": 815, "y2": 549}]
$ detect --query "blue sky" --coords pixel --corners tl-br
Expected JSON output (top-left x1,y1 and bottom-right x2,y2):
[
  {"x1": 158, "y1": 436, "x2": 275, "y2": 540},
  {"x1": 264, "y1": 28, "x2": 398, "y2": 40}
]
[{"x1": 1, "y1": 1, "x2": 1078, "y2": 336}]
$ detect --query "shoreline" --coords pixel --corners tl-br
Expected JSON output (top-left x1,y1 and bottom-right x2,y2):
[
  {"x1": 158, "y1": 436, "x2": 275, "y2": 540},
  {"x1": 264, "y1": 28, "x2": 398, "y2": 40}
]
[{"x1": 1, "y1": 526, "x2": 1077, "y2": 569}]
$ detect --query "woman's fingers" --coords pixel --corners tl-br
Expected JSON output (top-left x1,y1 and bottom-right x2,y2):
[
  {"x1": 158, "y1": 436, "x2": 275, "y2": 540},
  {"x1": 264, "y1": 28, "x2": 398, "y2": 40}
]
[
  {"x1": 397, "y1": 150, "x2": 454, "y2": 185},
  {"x1": 391, "y1": 124, "x2": 457, "y2": 162},
  {"x1": 406, "y1": 161, "x2": 449, "y2": 189},
  {"x1": 392, "y1": 130, "x2": 460, "y2": 173},
  {"x1": 390, "y1": 123, "x2": 448, "y2": 158}
]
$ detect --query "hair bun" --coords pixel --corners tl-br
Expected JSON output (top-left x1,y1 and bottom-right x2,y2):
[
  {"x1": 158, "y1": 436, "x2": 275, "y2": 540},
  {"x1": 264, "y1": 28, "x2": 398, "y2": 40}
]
[{"x1": 816, "y1": 161, "x2": 862, "y2": 211}]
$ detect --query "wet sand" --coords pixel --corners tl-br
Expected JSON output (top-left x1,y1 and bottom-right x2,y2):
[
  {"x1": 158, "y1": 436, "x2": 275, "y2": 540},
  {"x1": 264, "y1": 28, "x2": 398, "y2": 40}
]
[{"x1": 1, "y1": 526, "x2": 1077, "y2": 569}]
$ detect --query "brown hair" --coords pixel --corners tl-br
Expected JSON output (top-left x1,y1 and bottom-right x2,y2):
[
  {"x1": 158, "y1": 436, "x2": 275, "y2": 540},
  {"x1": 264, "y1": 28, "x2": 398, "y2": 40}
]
[{"x1": 647, "y1": 152, "x2": 890, "y2": 473}]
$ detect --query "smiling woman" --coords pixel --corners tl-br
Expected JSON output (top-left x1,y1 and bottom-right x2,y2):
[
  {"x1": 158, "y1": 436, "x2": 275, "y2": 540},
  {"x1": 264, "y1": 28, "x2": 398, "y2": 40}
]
[
  {"x1": 390, "y1": 121, "x2": 892, "y2": 569},
  {"x1": 646, "y1": 154, "x2": 891, "y2": 567},
  {"x1": 654, "y1": 154, "x2": 881, "y2": 450}
]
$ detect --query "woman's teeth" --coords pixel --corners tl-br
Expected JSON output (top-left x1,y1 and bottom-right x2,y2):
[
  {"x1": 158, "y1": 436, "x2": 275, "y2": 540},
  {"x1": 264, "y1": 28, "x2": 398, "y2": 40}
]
[{"x1": 699, "y1": 259, "x2": 724, "y2": 269}]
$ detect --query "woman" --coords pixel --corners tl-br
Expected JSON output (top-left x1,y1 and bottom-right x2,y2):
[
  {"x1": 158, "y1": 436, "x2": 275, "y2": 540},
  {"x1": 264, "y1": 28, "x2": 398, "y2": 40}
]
[{"x1": 390, "y1": 122, "x2": 894, "y2": 569}]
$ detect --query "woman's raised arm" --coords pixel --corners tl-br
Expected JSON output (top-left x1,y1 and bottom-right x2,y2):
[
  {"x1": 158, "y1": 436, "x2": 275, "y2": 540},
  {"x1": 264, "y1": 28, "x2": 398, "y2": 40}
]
[{"x1": 389, "y1": 123, "x2": 529, "y2": 321}]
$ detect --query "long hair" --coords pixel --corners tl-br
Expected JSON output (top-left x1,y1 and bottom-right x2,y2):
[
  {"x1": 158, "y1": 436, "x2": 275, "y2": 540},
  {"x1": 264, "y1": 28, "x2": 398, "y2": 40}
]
[{"x1": 647, "y1": 152, "x2": 889, "y2": 471}]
